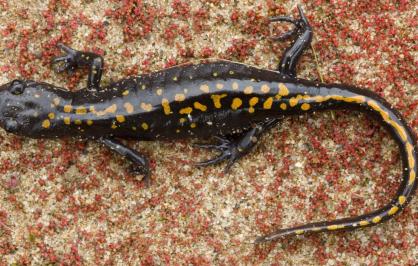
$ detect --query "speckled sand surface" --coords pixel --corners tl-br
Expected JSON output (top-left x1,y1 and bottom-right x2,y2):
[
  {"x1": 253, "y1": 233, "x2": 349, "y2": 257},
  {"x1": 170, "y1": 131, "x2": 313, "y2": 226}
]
[{"x1": 0, "y1": 1, "x2": 417, "y2": 265}]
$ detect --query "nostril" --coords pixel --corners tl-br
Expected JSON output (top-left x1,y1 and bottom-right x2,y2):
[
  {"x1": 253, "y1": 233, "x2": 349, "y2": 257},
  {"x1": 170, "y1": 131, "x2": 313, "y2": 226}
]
[{"x1": 10, "y1": 80, "x2": 25, "y2": 95}]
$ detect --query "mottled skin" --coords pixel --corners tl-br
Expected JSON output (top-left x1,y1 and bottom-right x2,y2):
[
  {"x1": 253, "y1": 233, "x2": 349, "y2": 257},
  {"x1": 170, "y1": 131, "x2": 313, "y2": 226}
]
[{"x1": 0, "y1": 6, "x2": 416, "y2": 243}]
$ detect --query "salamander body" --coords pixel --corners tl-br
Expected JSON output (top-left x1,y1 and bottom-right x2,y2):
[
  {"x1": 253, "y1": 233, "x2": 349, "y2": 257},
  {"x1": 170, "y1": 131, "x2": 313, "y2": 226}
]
[{"x1": 0, "y1": 6, "x2": 416, "y2": 243}]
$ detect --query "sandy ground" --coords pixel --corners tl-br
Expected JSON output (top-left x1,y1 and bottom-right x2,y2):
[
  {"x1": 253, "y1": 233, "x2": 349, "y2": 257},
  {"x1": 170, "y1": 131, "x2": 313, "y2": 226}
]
[{"x1": 0, "y1": 0, "x2": 417, "y2": 265}]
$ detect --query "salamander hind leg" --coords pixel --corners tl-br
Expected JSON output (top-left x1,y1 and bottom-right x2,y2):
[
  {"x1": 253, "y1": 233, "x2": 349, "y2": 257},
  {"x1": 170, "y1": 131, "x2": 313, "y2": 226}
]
[
  {"x1": 99, "y1": 138, "x2": 151, "y2": 186},
  {"x1": 270, "y1": 5, "x2": 313, "y2": 77},
  {"x1": 195, "y1": 119, "x2": 281, "y2": 173},
  {"x1": 52, "y1": 43, "x2": 104, "y2": 90}
]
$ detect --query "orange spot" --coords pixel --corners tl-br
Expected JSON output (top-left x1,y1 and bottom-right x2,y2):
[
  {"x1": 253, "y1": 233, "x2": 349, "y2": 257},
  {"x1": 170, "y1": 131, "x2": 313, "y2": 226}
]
[
  {"x1": 280, "y1": 103, "x2": 287, "y2": 110},
  {"x1": 301, "y1": 103, "x2": 311, "y2": 111},
  {"x1": 179, "y1": 107, "x2": 193, "y2": 114},
  {"x1": 161, "y1": 98, "x2": 172, "y2": 115},
  {"x1": 211, "y1": 94, "x2": 227, "y2": 108},
  {"x1": 194, "y1": 102, "x2": 207, "y2": 112},
  {"x1": 76, "y1": 106, "x2": 87, "y2": 115},
  {"x1": 231, "y1": 98, "x2": 242, "y2": 110},
  {"x1": 116, "y1": 115, "x2": 126, "y2": 123},
  {"x1": 42, "y1": 120, "x2": 50, "y2": 128},
  {"x1": 263, "y1": 97, "x2": 273, "y2": 109},
  {"x1": 63, "y1": 117, "x2": 71, "y2": 125},
  {"x1": 278, "y1": 83, "x2": 289, "y2": 96},
  {"x1": 63, "y1": 105, "x2": 72, "y2": 113}
]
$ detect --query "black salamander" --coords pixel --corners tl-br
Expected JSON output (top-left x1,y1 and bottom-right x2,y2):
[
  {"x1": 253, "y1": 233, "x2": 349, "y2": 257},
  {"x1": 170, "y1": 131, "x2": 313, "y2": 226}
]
[{"x1": 0, "y1": 6, "x2": 416, "y2": 243}]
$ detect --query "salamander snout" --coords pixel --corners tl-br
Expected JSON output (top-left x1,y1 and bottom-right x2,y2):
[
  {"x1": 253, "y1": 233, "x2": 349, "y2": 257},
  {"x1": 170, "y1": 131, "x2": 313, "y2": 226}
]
[
  {"x1": 0, "y1": 79, "x2": 52, "y2": 136},
  {"x1": 0, "y1": 80, "x2": 27, "y2": 133}
]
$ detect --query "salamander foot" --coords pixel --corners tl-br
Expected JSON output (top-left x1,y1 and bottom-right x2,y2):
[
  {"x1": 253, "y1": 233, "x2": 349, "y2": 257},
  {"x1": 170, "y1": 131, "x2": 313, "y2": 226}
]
[
  {"x1": 52, "y1": 43, "x2": 104, "y2": 89},
  {"x1": 195, "y1": 136, "x2": 242, "y2": 173}
]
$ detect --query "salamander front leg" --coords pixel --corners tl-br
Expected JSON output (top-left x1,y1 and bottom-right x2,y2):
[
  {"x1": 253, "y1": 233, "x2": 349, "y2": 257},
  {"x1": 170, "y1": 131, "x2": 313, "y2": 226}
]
[
  {"x1": 195, "y1": 118, "x2": 281, "y2": 172},
  {"x1": 51, "y1": 43, "x2": 104, "y2": 90},
  {"x1": 270, "y1": 5, "x2": 313, "y2": 77},
  {"x1": 99, "y1": 138, "x2": 151, "y2": 186}
]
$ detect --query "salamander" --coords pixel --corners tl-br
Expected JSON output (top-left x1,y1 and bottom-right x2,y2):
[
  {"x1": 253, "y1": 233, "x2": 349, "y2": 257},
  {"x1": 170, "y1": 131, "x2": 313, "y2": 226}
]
[{"x1": 0, "y1": 6, "x2": 416, "y2": 243}]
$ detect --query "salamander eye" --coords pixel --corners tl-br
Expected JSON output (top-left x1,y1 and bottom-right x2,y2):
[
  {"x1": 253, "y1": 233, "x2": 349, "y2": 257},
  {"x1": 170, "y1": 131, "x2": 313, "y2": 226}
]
[
  {"x1": 4, "y1": 119, "x2": 18, "y2": 133},
  {"x1": 10, "y1": 80, "x2": 25, "y2": 95}
]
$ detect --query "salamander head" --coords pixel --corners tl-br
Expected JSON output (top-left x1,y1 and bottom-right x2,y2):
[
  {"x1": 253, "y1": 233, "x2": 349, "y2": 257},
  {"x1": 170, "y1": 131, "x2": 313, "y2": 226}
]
[{"x1": 0, "y1": 79, "x2": 70, "y2": 137}]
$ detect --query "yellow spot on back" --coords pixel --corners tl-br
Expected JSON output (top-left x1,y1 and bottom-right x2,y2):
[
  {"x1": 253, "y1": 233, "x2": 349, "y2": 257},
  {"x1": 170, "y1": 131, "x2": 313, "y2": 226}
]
[
  {"x1": 388, "y1": 120, "x2": 407, "y2": 142},
  {"x1": 116, "y1": 115, "x2": 126, "y2": 123},
  {"x1": 194, "y1": 102, "x2": 207, "y2": 112},
  {"x1": 63, "y1": 117, "x2": 70, "y2": 125},
  {"x1": 327, "y1": 224, "x2": 344, "y2": 230},
  {"x1": 122, "y1": 90, "x2": 129, "y2": 96},
  {"x1": 229, "y1": 70, "x2": 234, "y2": 75},
  {"x1": 289, "y1": 97, "x2": 299, "y2": 107},
  {"x1": 280, "y1": 103, "x2": 287, "y2": 110},
  {"x1": 173, "y1": 76, "x2": 178, "y2": 81},
  {"x1": 111, "y1": 124, "x2": 117, "y2": 129},
  {"x1": 175, "y1": 94, "x2": 186, "y2": 102},
  {"x1": 141, "y1": 122, "x2": 149, "y2": 130},
  {"x1": 179, "y1": 118, "x2": 186, "y2": 123},
  {"x1": 200, "y1": 84, "x2": 210, "y2": 93},
  {"x1": 42, "y1": 120, "x2": 50, "y2": 128},
  {"x1": 372, "y1": 216, "x2": 382, "y2": 224},
  {"x1": 75, "y1": 119, "x2": 82, "y2": 125},
  {"x1": 248, "y1": 97, "x2": 259, "y2": 113},
  {"x1": 63, "y1": 105, "x2": 72, "y2": 113},
  {"x1": 359, "y1": 220, "x2": 369, "y2": 226},
  {"x1": 213, "y1": 72, "x2": 218, "y2": 77},
  {"x1": 278, "y1": 83, "x2": 289, "y2": 96},
  {"x1": 388, "y1": 206, "x2": 399, "y2": 215},
  {"x1": 263, "y1": 97, "x2": 273, "y2": 109},
  {"x1": 141, "y1": 103, "x2": 152, "y2": 112},
  {"x1": 231, "y1": 98, "x2": 242, "y2": 110},
  {"x1": 87, "y1": 120, "x2": 93, "y2": 126},
  {"x1": 211, "y1": 94, "x2": 227, "y2": 109},
  {"x1": 76, "y1": 106, "x2": 87, "y2": 115},
  {"x1": 124, "y1": 102, "x2": 134, "y2": 114},
  {"x1": 409, "y1": 170, "x2": 416, "y2": 186},
  {"x1": 89, "y1": 106, "x2": 95, "y2": 113},
  {"x1": 331, "y1": 95, "x2": 344, "y2": 101},
  {"x1": 249, "y1": 97, "x2": 259, "y2": 106},
  {"x1": 232, "y1": 82, "x2": 239, "y2": 90},
  {"x1": 156, "y1": 88, "x2": 163, "y2": 95},
  {"x1": 216, "y1": 83, "x2": 224, "y2": 89},
  {"x1": 261, "y1": 84, "x2": 270, "y2": 93},
  {"x1": 301, "y1": 103, "x2": 311, "y2": 111},
  {"x1": 132, "y1": 126, "x2": 137, "y2": 131},
  {"x1": 161, "y1": 98, "x2": 172, "y2": 115},
  {"x1": 398, "y1": 195, "x2": 406, "y2": 205},
  {"x1": 179, "y1": 107, "x2": 193, "y2": 114},
  {"x1": 295, "y1": 229, "x2": 304, "y2": 235},
  {"x1": 190, "y1": 123, "x2": 197, "y2": 128},
  {"x1": 48, "y1": 113, "x2": 55, "y2": 119},
  {"x1": 314, "y1": 95, "x2": 329, "y2": 103},
  {"x1": 405, "y1": 143, "x2": 415, "y2": 170},
  {"x1": 244, "y1": 86, "x2": 253, "y2": 94}
]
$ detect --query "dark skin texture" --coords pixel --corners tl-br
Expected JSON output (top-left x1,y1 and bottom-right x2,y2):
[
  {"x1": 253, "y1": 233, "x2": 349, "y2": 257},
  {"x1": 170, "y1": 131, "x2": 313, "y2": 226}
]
[{"x1": 0, "y1": 6, "x2": 416, "y2": 243}]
